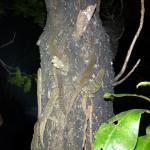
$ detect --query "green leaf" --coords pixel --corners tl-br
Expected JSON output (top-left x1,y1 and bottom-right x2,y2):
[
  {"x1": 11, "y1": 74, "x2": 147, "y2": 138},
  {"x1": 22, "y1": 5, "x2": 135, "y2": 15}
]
[
  {"x1": 93, "y1": 109, "x2": 145, "y2": 150},
  {"x1": 146, "y1": 125, "x2": 150, "y2": 134},
  {"x1": 8, "y1": 67, "x2": 32, "y2": 93},
  {"x1": 135, "y1": 125, "x2": 150, "y2": 150},
  {"x1": 23, "y1": 77, "x2": 31, "y2": 93},
  {"x1": 8, "y1": 68, "x2": 24, "y2": 87}
]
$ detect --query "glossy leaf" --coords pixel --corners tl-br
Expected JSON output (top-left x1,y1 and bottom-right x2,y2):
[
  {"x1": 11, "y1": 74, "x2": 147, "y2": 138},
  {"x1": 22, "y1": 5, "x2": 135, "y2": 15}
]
[
  {"x1": 93, "y1": 109, "x2": 145, "y2": 150},
  {"x1": 135, "y1": 125, "x2": 150, "y2": 150}
]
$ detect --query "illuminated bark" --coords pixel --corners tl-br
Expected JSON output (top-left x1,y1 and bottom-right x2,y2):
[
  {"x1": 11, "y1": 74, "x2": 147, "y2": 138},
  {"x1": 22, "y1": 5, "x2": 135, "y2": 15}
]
[{"x1": 31, "y1": 0, "x2": 114, "y2": 149}]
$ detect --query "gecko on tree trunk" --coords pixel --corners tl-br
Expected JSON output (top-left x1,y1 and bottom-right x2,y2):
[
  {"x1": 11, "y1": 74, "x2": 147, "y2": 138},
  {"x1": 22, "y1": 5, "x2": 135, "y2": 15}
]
[{"x1": 31, "y1": 1, "x2": 114, "y2": 149}]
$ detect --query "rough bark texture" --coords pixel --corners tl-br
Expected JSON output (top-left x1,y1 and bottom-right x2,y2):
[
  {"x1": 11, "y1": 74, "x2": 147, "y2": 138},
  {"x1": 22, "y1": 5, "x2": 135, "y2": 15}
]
[{"x1": 31, "y1": 0, "x2": 114, "y2": 150}]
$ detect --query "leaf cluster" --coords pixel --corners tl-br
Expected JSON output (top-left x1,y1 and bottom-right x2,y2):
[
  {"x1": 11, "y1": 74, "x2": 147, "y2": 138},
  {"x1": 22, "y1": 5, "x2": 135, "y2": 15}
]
[
  {"x1": 93, "y1": 109, "x2": 150, "y2": 150},
  {"x1": 8, "y1": 67, "x2": 35, "y2": 93},
  {"x1": 93, "y1": 82, "x2": 150, "y2": 150}
]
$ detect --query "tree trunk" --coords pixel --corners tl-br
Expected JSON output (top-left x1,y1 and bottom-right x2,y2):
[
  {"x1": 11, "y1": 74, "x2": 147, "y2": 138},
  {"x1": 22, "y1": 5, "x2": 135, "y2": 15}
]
[{"x1": 31, "y1": 0, "x2": 114, "y2": 149}]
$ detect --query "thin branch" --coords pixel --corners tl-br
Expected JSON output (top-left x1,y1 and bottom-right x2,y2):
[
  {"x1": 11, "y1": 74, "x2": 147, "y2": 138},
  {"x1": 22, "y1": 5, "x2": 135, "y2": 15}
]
[
  {"x1": 104, "y1": 92, "x2": 150, "y2": 102},
  {"x1": 0, "y1": 58, "x2": 16, "y2": 74},
  {"x1": 0, "y1": 32, "x2": 16, "y2": 49},
  {"x1": 112, "y1": 59, "x2": 141, "y2": 86},
  {"x1": 0, "y1": 58, "x2": 37, "y2": 80},
  {"x1": 114, "y1": 0, "x2": 145, "y2": 82}
]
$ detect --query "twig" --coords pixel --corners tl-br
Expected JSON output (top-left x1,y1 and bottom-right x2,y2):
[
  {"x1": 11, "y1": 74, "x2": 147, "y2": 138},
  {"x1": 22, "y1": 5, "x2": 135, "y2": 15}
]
[
  {"x1": 0, "y1": 58, "x2": 16, "y2": 74},
  {"x1": 112, "y1": 59, "x2": 141, "y2": 86},
  {"x1": 104, "y1": 92, "x2": 150, "y2": 102},
  {"x1": 0, "y1": 32, "x2": 16, "y2": 49},
  {"x1": 113, "y1": 0, "x2": 145, "y2": 83},
  {"x1": 0, "y1": 58, "x2": 37, "y2": 80}
]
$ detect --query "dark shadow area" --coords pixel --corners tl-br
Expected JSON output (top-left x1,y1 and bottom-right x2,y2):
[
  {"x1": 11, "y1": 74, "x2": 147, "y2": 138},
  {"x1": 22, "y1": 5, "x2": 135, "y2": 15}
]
[{"x1": 0, "y1": 15, "x2": 41, "y2": 150}]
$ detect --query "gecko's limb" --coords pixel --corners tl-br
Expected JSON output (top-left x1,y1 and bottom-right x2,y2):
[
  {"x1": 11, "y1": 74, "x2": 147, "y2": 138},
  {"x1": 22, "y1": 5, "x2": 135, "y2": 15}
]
[
  {"x1": 32, "y1": 68, "x2": 42, "y2": 149},
  {"x1": 39, "y1": 87, "x2": 59, "y2": 147},
  {"x1": 82, "y1": 105, "x2": 93, "y2": 149},
  {"x1": 81, "y1": 69, "x2": 105, "y2": 149},
  {"x1": 37, "y1": 68, "x2": 42, "y2": 119},
  {"x1": 54, "y1": 68, "x2": 66, "y2": 114},
  {"x1": 82, "y1": 69, "x2": 105, "y2": 99},
  {"x1": 36, "y1": 68, "x2": 60, "y2": 147},
  {"x1": 67, "y1": 52, "x2": 97, "y2": 115},
  {"x1": 31, "y1": 121, "x2": 40, "y2": 150}
]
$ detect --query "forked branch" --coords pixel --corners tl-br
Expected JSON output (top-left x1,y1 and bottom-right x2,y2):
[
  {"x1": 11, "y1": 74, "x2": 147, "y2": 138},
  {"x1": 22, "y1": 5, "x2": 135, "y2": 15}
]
[{"x1": 112, "y1": 0, "x2": 145, "y2": 86}]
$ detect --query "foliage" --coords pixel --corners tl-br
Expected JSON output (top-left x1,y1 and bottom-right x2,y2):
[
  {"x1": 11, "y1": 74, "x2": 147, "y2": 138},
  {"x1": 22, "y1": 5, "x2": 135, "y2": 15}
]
[
  {"x1": 8, "y1": 67, "x2": 36, "y2": 93},
  {"x1": 135, "y1": 125, "x2": 150, "y2": 150},
  {"x1": 13, "y1": 0, "x2": 46, "y2": 27},
  {"x1": 93, "y1": 109, "x2": 145, "y2": 150},
  {"x1": 93, "y1": 82, "x2": 150, "y2": 150}
]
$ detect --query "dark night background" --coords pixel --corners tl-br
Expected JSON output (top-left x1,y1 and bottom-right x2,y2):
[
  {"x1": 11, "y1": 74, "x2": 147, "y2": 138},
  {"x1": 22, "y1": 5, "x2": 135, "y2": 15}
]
[{"x1": 0, "y1": 0, "x2": 150, "y2": 150}]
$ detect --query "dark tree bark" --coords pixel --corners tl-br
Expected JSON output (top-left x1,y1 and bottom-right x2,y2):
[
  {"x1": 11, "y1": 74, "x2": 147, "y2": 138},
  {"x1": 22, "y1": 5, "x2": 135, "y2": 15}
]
[{"x1": 31, "y1": 0, "x2": 114, "y2": 149}]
